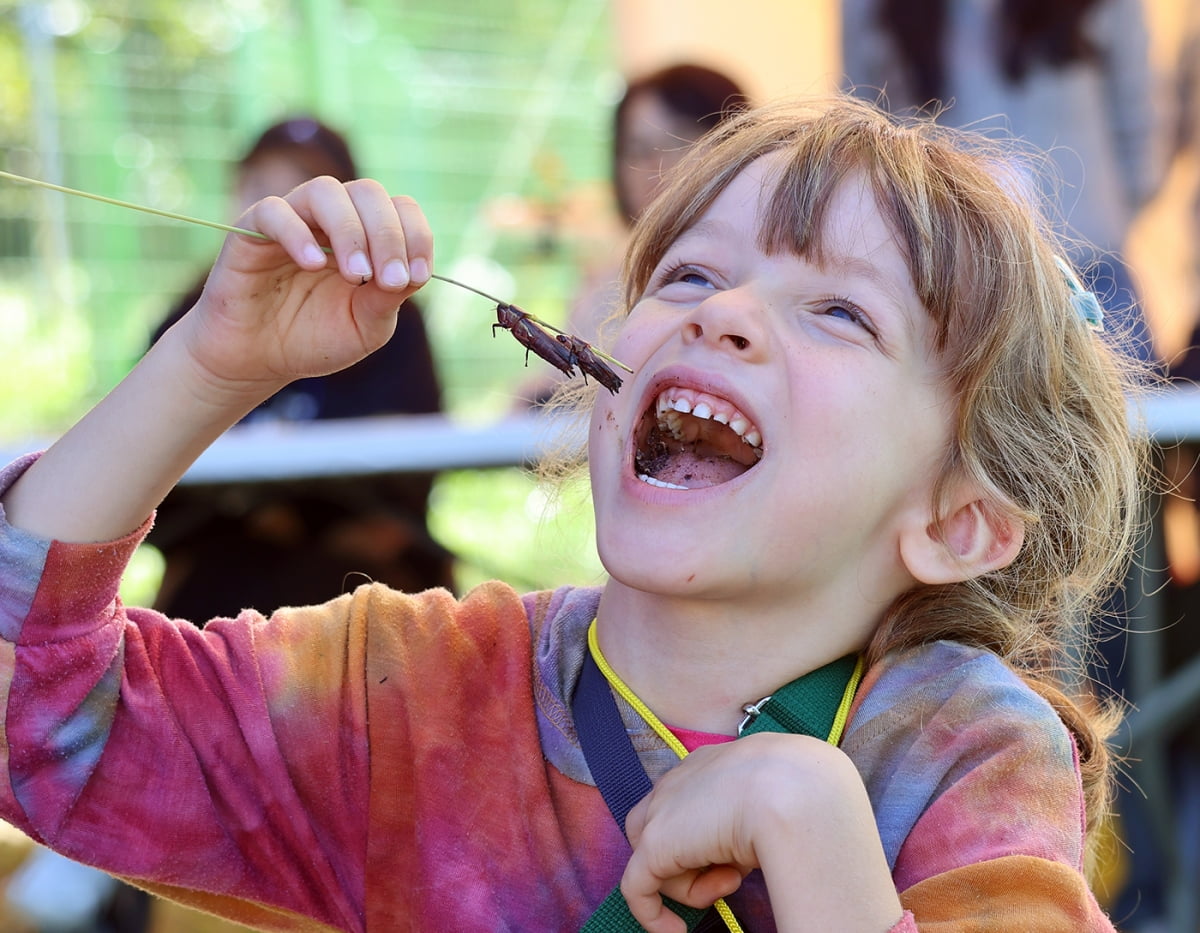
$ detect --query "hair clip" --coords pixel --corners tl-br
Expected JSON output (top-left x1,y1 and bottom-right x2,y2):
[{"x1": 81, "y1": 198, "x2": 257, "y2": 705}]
[{"x1": 1054, "y1": 256, "x2": 1104, "y2": 332}]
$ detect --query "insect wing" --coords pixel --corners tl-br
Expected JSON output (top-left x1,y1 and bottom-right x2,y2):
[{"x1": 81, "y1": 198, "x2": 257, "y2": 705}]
[
  {"x1": 495, "y1": 304, "x2": 576, "y2": 377},
  {"x1": 557, "y1": 335, "x2": 623, "y2": 394}
]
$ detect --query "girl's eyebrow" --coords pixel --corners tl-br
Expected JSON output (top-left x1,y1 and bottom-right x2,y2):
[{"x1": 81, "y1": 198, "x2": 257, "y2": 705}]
[
  {"x1": 822, "y1": 254, "x2": 915, "y2": 310},
  {"x1": 823, "y1": 253, "x2": 896, "y2": 290},
  {"x1": 669, "y1": 217, "x2": 733, "y2": 250},
  {"x1": 819, "y1": 253, "x2": 923, "y2": 347}
]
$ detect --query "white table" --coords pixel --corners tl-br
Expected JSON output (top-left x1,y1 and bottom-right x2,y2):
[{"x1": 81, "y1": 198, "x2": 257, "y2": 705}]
[{"x1": 4, "y1": 385, "x2": 1198, "y2": 484}]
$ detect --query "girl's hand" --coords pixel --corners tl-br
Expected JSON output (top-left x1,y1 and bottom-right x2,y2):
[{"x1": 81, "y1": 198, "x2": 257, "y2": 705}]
[
  {"x1": 177, "y1": 176, "x2": 433, "y2": 409},
  {"x1": 620, "y1": 733, "x2": 903, "y2": 933},
  {"x1": 0, "y1": 177, "x2": 434, "y2": 545}
]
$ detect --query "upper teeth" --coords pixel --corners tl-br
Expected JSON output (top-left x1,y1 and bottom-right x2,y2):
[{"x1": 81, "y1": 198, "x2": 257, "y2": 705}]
[{"x1": 656, "y1": 389, "x2": 763, "y2": 452}]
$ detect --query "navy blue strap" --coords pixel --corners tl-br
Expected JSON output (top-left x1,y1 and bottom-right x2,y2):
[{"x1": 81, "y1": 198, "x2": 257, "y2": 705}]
[
  {"x1": 572, "y1": 650, "x2": 653, "y2": 834},
  {"x1": 572, "y1": 652, "x2": 721, "y2": 931}
]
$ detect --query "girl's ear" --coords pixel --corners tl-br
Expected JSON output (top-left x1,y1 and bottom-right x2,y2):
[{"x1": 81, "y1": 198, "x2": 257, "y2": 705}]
[{"x1": 899, "y1": 493, "x2": 1025, "y2": 586}]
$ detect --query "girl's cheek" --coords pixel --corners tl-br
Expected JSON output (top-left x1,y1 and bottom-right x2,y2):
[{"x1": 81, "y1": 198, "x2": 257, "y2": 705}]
[
  {"x1": 614, "y1": 304, "x2": 664, "y2": 364},
  {"x1": 591, "y1": 391, "x2": 623, "y2": 437}
]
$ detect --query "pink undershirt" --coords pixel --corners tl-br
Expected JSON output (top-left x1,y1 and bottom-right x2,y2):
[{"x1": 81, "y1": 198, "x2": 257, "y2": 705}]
[{"x1": 667, "y1": 725, "x2": 737, "y2": 753}]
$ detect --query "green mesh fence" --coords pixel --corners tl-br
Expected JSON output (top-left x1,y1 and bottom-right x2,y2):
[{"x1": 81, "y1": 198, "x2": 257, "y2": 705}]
[{"x1": 0, "y1": 0, "x2": 619, "y2": 431}]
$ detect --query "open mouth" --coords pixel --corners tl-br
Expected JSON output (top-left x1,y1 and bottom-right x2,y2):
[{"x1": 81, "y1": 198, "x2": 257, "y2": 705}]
[{"x1": 633, "y1": 387, "x2": 764, "y2": 490}]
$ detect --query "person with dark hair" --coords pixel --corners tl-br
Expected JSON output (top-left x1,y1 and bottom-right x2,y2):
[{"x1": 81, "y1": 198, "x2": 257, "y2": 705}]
[
  {"x1": 841, "y1": 0, "x2": 1162, "y2": 366},
  {"x1": 516, "y1": 63, "x2": 749, "y2": 406},
  {"x1": 147, "y1": 116, "x2": 454, "y2": 624},
  {"x1": 610, "y1": 63, "x2": 750, "y2": 225},
  {"x1": 236, "y1": 117, "x2": 358, "y2": 199}
]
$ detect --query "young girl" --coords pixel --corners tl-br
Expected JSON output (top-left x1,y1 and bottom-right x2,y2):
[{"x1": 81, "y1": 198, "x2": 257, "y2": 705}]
[{"x1": 0, "y1": 95, "x2": 1143, "y2": 931}]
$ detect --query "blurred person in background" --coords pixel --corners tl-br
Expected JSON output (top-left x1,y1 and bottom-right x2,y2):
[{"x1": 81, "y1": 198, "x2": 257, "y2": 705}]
[
  {"x1": 147, "y1": 116, "x2": 455, "y2": 622},
  {"x1": 516, "y1": 62, "x2": 749, "y2": 406},
  {"x1": 840, "y1": 0, "x2": 1163, "y2": 367},
  {"x1": 1141, "y1": 9, "x2": 1200, "y2": 932}
]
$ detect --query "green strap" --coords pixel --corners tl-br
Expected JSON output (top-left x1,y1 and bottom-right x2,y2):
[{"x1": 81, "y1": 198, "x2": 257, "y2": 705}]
[
  {"x1": 581, "y1": 653, "x2": 860, "y2": 933},
  {"x1": 740, "y1": 654, "x2": 859, "y2": 739},
  {"x1": 584, "y1": 893, "x2": 708, "y2": 933}
]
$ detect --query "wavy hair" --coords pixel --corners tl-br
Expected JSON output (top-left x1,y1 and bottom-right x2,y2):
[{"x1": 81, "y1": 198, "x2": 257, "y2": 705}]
[{"x1": 554, "y1": 95, "x2": 1152, "y2": 857}]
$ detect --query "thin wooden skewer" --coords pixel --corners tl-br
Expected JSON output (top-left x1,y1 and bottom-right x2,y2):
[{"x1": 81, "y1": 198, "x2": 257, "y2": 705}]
[
  {"x1": 0, "y1": 168, "x2": 632, "y2": 373},
  {"x1": 0, "y1": 169, "x2": 259, "y2": 239}
]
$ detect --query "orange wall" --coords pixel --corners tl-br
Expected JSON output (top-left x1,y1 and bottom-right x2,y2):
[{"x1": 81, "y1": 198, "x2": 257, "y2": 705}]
[{"x1": 612, "y1": 1, "x2": 842, "y2": 103}]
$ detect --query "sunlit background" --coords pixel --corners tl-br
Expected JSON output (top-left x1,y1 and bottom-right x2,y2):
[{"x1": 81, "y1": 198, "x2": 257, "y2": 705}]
[{"x1": 1, "y1": 1, "x2": 1199, "y2": 930}]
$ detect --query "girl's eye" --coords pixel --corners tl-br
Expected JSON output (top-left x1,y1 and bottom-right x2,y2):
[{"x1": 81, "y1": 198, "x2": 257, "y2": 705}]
[
  {"x1": 655, "y1": 262, "x2": 715, "y2": 291},
  {"x1": 821, "y1": 299, "x2": 877, "y2": 336}
]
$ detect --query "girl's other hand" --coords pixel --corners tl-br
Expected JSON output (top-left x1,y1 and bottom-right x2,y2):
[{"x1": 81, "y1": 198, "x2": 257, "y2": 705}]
[
  {"x1": 177, "y1": 177, "x2": 432, "y2": 409},
  {"x1": 620, "y1": 733, "x2": 903, "y2": 933}
]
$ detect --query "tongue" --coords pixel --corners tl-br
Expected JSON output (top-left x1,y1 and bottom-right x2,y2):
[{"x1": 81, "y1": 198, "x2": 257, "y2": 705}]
[{"x1": 656, "y1": 450, "x2": 748, "y2": 488}]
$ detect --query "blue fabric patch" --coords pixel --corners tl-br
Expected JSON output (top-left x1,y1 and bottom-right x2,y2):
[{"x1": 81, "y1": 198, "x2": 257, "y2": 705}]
[{"x1": 0, "y1": 454, "x2": 53, "y2": 643}]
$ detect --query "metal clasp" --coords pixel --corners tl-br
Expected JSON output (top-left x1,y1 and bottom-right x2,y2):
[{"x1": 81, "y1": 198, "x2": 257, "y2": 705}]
[{"x1": 738, "y1": 695, "x2": 773, "y2": 735}]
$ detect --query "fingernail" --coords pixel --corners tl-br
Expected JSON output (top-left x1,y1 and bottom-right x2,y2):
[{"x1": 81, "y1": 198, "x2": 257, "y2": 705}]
[
  {"x1": 381, "y1": 260, "x2": 409, "y2": 288},
  {"x1": 302, "y1": 244, "x2": 326, "y2": 266},
  {"x1": 348, "y1": 251, "x2": 371, "y2": 277},
  {"x1": 409, "y1": 257, "x2": 429, "y2": 284}
]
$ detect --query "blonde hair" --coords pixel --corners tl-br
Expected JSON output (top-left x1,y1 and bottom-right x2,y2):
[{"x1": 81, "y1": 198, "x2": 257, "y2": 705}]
[{"x1": 552, "y1": 95, "x2": 1151, "y2": 851}]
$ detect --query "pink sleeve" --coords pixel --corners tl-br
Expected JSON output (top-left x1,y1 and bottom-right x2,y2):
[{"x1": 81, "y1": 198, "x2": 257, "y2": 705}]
[
  {"x1": 844, "y1": 644, "x2": 1118, "y2": 931},
  {"x1": 0, "y1": 463, "x2": 373, "y2": 929},
  {"x1": 885, "y1": 696, "x2": 1116, "y2": 930}
]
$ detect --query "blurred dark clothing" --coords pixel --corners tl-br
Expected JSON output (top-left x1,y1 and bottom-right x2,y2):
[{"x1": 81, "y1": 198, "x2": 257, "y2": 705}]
[
  {"x1": 842, "y1": 0, "x2": 1163, "y2": 369},
  {"x1": 1162, "y1": 323, "x2": 1200, "y2": 730},
  {"x1": 147, "y1": 277, "x2": 454, "y2": 623}
]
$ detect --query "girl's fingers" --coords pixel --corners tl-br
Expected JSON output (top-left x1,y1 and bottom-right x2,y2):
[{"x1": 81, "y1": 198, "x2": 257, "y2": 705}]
[
  {"x1": 668, "y1": 865, "x2": 743, "y2": 906},
  {"x1": 245, "y1": 194, "x2": 331, "y2": 272},
  {"x1": 622, "y1": 770, "x2": 747, "y2": 930},
  {"x1": 620, "y1": 887, "x2": 688, "y2": 933},
  {"x1": 389, "y1": 193, "x2": 434, "y2": 285},
  {"x1": 292, "y1": 176, "x2": 377, "y2": 283},
  {"x1": 621, "y1": 857, "x2": 742, "y2": 932},
  {"x1": 344, "y1": 183, "x2": 431, "y2": 290},
  {"x1": 248, "y1": 176, "x2": 432, "y2": 291}
]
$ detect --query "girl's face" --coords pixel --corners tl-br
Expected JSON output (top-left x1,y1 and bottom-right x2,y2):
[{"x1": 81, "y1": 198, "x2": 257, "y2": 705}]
[{"x1": 589, "y1": 155, "x2": 957, "y2": 616}]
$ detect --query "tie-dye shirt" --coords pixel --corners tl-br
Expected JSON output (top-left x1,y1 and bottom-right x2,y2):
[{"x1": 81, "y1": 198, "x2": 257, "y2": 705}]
[{"x1": 0, "y1": 454, "x2": 1115, "y2": 931}]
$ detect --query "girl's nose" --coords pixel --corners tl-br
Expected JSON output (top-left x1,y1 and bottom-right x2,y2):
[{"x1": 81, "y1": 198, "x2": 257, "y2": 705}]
[{"x1": 681, "y1": 288, "x2": 769, "y2": 359}]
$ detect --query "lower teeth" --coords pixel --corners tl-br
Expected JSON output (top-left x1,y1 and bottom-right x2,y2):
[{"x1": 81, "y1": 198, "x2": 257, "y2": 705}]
[{"x1": 638, "y1": 474, "x2": 689, "y2": 490}]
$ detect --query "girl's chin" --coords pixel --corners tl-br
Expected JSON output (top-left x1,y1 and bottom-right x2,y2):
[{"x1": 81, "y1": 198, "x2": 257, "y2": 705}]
[{"x1": 597, "y1": 517, "x2": 738, "y2": 588}]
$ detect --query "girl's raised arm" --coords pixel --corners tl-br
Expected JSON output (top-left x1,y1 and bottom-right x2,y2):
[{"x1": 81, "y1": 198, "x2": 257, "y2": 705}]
[{"x1": 1, "y1": 177, "x2": 432, "y2": 544}]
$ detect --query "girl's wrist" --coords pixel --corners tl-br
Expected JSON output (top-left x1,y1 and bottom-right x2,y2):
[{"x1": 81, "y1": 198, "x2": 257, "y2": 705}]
[
  {"x1": 153, "y1": 315, "x2": 289, "y2": 422},
  {"x1": 3, "y1": 338, "x2": 270, "y2": 543},
  {"x1": 745, "y1": 736, "x2": 903, "y2": 932}
]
